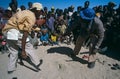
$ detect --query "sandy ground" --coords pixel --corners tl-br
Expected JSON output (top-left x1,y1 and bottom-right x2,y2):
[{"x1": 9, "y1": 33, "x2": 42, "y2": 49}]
[{"x1": 0, "y1": 43, "x2": 120, "y2": 79}]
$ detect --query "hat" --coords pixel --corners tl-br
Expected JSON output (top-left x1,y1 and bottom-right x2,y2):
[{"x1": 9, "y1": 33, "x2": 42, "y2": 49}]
[
  {"x1": 108, "y1": 1, "x2": 116, "y2": 7},
  {"x1": 7, "y1": 7, "x2": 12, "y2": 11},
  {"x1": 51, "y1": 6, "x2": 55, "y2": 9},
  {"x1": 80, "y1": 8, "x2": 95, "y2": 20},
  {"x1": 32, "y1": 2, "x2": 43, "y2": 10},
  {"x1": 17, "y1": 8, "x2": 21, "y2": 12}
]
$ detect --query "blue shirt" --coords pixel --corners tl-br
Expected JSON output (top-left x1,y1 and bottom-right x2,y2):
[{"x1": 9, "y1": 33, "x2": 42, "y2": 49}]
[{"x1": 40, "y1": 33, "x2": 49, "y2": 42}]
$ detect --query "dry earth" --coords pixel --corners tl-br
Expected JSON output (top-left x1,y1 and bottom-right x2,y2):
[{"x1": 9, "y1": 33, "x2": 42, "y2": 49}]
[{"x1": 0, "y1": 43, "x2": 120, "y2": 79}]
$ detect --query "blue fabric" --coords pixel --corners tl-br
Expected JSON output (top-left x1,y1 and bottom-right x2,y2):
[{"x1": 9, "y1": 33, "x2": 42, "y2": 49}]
[
  {"x1": 40, "y1": 33, "x2": 49, "y2": 42},
  {"x1": 80, "y1": 8, "x2": 95, "y2": 20}
]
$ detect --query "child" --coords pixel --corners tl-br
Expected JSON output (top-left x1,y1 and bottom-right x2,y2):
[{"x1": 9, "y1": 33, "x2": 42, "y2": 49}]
[
  {"x1": 49, "y1": 32, "x2": 58, "y2": 45},
  {"x1": 57, "y1": 20, "x2": 67, "y2": 43},
  {"x1": 57, "y1": 20, "x2": 67, "y2": 35},
  {"x1": 40, "y1": 28, "x2": 49, "y2": 46}
]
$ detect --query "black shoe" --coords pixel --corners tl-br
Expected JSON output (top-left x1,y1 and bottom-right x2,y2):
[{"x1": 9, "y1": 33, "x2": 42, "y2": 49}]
[
  {"x1": 8, "y1": 71, "x2": 14, "y2": 74},
  {"x1": 88, "y1": 61, "x2": 95, "y2": 69}
]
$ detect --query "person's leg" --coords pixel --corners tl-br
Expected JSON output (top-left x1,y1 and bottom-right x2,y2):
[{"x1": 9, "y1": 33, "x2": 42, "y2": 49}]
[
  {"x1": 7, "y1": 40, "x2": 19, "y2": 72},
  {"x1": 73, "y1": 36, "x2": 86, "y2": 55},
  {"x1": 25, "y1": 42, "x2": 40, "y2": 66},
  {"x1": 88, "y1": 44, "x2": 97, "y2": 68},
  {"x1": 88, "y1": 36, "x2": 98, "y2": 68},
  {"x1": 88, "y1": 44, "x2": 97, "y2": 62}
]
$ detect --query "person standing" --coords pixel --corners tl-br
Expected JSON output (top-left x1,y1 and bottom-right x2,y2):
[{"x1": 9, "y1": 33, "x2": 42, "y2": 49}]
[
  {"x1": 2, "y1": 2, "x2": 44, "y2": 73},
  {"x1": 28, "y1": 2, "x2": 33, "y2": 10}
]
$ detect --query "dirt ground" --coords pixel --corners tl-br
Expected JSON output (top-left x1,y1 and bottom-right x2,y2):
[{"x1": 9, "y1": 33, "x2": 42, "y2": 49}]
[{"x1": 0, "y1": 43, "x2": 120, "y2": 79}]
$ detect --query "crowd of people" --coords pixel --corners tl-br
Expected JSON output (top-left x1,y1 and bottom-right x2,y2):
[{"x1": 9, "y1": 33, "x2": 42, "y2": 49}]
[{"x1": 0, "y1": 0, "x2": 120, "y2": 73}]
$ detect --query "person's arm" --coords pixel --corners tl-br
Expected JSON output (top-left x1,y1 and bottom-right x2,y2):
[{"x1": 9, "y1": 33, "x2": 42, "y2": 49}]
[
  {"x1": 95, "y1": 21, "x2": 105, "y2": 49},
  {"x1": 21, "y1": 31, "x2": 28, "y2": 59}
]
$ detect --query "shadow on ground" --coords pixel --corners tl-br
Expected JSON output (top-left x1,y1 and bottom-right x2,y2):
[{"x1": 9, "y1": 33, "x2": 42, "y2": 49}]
[
  {"x1": 100, "y1": 48, "x2": 120, "y2": 61},
  {"x1": 47, "y1": 46, "x2": 88, "y2": 64},
  {"x1": 18, "y1": 57, "x2": 43, "y2": 72}
]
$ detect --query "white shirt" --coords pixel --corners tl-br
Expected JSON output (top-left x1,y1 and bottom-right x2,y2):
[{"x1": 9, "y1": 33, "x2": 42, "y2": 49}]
[{"x1": 7, "y1": 29, "x2": 29, "y2": 42}]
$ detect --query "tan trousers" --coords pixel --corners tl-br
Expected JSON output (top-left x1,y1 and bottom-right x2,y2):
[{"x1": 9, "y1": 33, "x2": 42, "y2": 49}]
[{"x1": 7, "y1": 40, "x2": 39, "y2": 71}]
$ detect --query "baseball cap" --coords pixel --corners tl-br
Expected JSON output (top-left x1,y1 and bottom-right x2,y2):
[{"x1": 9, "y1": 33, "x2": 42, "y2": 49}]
[
  {"x1": 32, "y1": 2, "x2": 43, "y2": 10},
  {"x1": 80, "y1": 8, "x2": 95, "y2": 20}
]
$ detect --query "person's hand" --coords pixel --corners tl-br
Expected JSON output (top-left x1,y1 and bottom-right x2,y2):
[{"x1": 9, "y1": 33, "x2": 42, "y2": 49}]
[
  {"x1": 21, "y1": 51, "x2": 27, "y2": 59},
  {"x1": 92, "y1": 46, "x2": 99, "y2": 54}
]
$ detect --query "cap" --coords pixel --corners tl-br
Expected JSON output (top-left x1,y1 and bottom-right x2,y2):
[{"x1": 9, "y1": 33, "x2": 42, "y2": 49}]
[{"x1": 32, "y1": 2, "x2": 43, "y2": 10}]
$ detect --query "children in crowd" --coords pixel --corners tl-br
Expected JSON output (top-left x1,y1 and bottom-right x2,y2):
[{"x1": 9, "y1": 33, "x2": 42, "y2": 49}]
[
  {"x1": 57, "y1": 20, "x2": 67, "y2": 43},
  {"x1": 29, "y1": 31, "x2": 39, "y2": 49},
  {"x1": 49, "y1": 32, "x2": 58, "y2": 45},
  {"x1": 40, "y1": 27, "x2": 49, "y2": 46}
]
